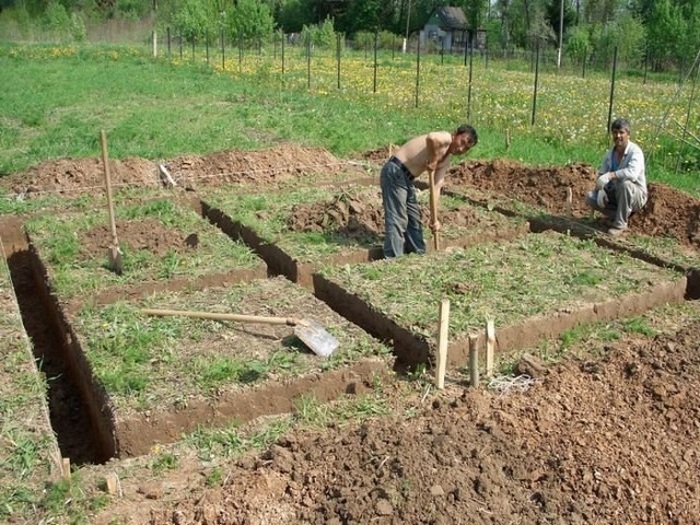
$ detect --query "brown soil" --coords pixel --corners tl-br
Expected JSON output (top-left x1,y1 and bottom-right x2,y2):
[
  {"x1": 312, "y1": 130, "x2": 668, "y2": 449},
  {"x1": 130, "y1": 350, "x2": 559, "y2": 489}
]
[
  {"x1": 79, "y1": 219, "x2": 199, "y2": 260},
  {"x1": 449, "y1": 159, "x2": 700, "y2": 249},
  {"x1": 286, "y1": 189, "x2": 385, "y2": 242},
  {"x1": 107, "y1": 317, "x2": 700, "y2": 525},
  {"x1": 0, "y1": 144, "x2": 346, "y2": 198}
]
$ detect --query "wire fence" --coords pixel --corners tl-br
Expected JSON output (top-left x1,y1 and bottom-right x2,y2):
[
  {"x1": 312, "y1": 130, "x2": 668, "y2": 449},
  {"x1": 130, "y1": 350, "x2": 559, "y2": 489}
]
[{"x1": 150, "y1": 28, "x2": 700, "y2": 169}]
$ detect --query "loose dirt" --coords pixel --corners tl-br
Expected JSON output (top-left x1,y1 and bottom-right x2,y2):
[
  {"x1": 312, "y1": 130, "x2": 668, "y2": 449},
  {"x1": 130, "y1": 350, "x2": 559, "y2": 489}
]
[
  {"x1": 79, "y1": 219, "x2": 199, "y2": 260},
  {"x1": 3, "y1": 143, "x2": 700, "y2": 524},
  {"x1": 449, "y1": 159, "x2": 700, "y2": 249}
]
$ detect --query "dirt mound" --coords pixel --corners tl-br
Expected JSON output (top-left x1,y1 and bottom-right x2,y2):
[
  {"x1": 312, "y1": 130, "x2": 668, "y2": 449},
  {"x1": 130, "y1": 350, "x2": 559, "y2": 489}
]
[
  {"x1": 0, "y1": 157, "x2": 160, "y2": 198},
  {"x1": 361, "y1": 145, "x2": 397, "y2": 164},
  {"x1": 165, "y1": 145, "x2": 342, "y2": 189},
  {"x1": 0, "y1": 144, "x2": 344, "y2": 198},
  {"x1": 286, "y1": 190, "x2": 385, "y2": 242},
  {"x1": 145, "y1": 319, "x2": 700, "y2": 525},
  {"x1": 79, "y1": 219, "x2": 198, "y2": 260},
  {"x1": 450, "y1": 159, "x2": 700, "y2": 249}
]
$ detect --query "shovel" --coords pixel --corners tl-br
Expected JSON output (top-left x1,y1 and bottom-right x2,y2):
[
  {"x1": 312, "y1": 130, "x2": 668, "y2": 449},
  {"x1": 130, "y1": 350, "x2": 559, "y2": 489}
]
[
  {"x1": 140, "y1": 308, "x2": 339, "y2": 357},
  {"x1": 100, "y1": 130, "x2": 123, "y2": 275},
  {"x1": 428, "y1": 168, "x2": 440, "y2": 251}
]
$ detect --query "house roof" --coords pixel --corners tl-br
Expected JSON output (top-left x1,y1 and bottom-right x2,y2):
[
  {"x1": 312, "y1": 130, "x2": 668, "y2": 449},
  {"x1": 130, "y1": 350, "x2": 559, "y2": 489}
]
[{"x1": 434, "y1": 6, "x2": 468, "y2": 31}]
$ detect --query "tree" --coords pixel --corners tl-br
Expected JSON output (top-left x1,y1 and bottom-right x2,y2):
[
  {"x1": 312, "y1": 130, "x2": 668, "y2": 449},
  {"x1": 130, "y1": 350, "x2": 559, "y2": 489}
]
[
  {"x1": 172, "y1": 0, "x2": 218, "y2": 43},
  {"x1": 544, "y1": 0, "x2": 575, "y2": 43},
  {"x1": 227, "y1": 0, "x2": 275, "y2": 43}
]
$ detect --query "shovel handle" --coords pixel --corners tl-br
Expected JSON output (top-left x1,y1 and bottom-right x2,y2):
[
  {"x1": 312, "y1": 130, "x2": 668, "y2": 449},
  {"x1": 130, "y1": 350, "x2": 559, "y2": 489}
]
[
  {"x1": 100, "y1": 130, "x2": 119, "y2": 244},
  {"x1": 141, "y1": 308, "x2": 300, "y2": 326},
  {"x1": 428, "y1": 168, "x2": 440, "y2": 251}
]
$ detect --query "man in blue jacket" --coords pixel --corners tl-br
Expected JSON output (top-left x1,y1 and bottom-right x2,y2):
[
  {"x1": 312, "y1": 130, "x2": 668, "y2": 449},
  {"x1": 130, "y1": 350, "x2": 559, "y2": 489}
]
[{"x1": 586, "y1": 118, "x2": 648, "y2": 236}]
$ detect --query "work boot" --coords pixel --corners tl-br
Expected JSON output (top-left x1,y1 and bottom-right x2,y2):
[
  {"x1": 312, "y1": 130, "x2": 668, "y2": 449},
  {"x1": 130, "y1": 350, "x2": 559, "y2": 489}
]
[{"x1": 608, "y1": 226, "x2": 627, "y2": 236}]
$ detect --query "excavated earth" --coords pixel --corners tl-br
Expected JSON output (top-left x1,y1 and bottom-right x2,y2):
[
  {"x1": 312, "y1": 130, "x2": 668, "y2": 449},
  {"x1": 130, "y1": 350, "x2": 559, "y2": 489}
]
[{"x1": 2, "y1": 144, "x2": 700, "y2": 524}]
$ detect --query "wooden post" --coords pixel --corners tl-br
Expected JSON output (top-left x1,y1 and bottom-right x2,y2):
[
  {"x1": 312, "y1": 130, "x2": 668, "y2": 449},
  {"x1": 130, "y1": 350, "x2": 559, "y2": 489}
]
[
  {"x1": 435, "y1": 298, "x2": 450, "y2": 389},
  {"x1": 105, "y1": 473, "x2": 119, "y2": 495},
  {"x1": 565, "y1": 187, "x2": 573, "y2": 216},
  {"x1": 505, "y1": 128, "x2": 511, "y2": 150},
  {"x1": 485, "y1": 319, "x2": 495, "y2": 377},
  {"x1": 61, "y1": 457, "x2": 71, "y2": 480},
  {"x1": 469, "y1": 335, "x2": 479, "y2": 388}
]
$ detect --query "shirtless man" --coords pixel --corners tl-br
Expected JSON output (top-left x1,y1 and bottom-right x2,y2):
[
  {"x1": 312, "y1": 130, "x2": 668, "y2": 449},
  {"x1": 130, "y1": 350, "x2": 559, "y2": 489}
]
[{"x1": 380, "y1": 124, "x2": 478, "y2": 258}]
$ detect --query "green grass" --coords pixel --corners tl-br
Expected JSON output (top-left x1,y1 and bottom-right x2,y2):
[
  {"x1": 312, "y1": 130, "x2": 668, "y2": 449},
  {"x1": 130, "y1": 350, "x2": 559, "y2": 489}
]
[
  {"x1": 24, "y1": 197, "x2": 260, "y2": 299},
  {"x1": 73, "y1": 277, "x2": 391, "y2": 413},
  {"x1": 0, "y1": 256, "x2": 59, "y2": 522},
  {"x1": 0, "y1": 43, "x2": 698, "y2": 197},
  {"x1": 206, "y1": 184, "x2": 525, "y2": 260},
  {"x1": 320, "y1": 231, "x2": 682, "y2": 339}
]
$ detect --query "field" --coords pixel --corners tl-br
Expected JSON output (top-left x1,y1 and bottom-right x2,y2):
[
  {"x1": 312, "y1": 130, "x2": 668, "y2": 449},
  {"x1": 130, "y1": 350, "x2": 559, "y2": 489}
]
[{"x1": 1, "y1": 43, "x2": 700, "y2": 524}]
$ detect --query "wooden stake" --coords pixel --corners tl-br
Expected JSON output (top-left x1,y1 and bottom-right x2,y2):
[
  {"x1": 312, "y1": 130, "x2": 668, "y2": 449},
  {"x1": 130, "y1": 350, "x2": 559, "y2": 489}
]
[
  {"x1": 565, "y1": 187, "x2": 573, "y2": 216},
  {"x1": 435, "y1": 298, "x2": 450, "y2": 389},
  {"x1": 505, "y1": 128, "x2": 511, "y2": 150},
  {"x1": 485, "y1": 319, "x2": 495, "y2": 377},
  {"x1": 469, "y1": 335, "x2": 479, "y2": 388},
  {"x1": 105, "y1": 472, "x2": 119, "y2": 495},
  {"x1": 61, "y1": 457, "x2": 71, "y2": 480}
]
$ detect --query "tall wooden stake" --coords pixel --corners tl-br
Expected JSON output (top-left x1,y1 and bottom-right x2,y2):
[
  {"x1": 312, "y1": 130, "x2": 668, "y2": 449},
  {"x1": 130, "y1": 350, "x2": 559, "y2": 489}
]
[
  {"x1": 485, "y1": 319, "x2": 495, "y2": 377},
  {"x1": 469, "y1": 334, "x2": 479, "y2": 388},
  {"x1": 435, "y1": 298, "x2": 450, "y2": 389}
]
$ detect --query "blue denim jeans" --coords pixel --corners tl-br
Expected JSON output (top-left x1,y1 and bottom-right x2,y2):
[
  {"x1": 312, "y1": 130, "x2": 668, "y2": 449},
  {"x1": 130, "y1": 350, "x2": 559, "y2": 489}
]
[{"x1": 380, "y1": 160, "x2": 425, "y2": 258}]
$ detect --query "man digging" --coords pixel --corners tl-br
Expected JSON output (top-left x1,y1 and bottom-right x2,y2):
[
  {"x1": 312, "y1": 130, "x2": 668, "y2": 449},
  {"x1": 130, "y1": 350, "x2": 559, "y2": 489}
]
[
  {"x1": 586, "y1": 117, "x2": 648, "y2": 236},
  {"x1": 380, "y1": 124, "x2": 478, "y2": 258}
]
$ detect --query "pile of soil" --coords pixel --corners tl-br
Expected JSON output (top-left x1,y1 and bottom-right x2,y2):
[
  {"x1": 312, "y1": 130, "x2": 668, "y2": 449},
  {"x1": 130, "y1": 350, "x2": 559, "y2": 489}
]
[
  {"x1": 450, "y1": 159, "x2": 700, "y2": 249},
  {"x1": 141, "y1": 319, "x2": 700, "y2": 525},
  {"x1": 78, "y1": 219, "x2": 198, "y2": 260},
  {"x1": 0, "y1": 144, "x2": 344, "y2": 198},
  {"x1": 286, "y1": 190, "x2": 385, "y2": 242}
]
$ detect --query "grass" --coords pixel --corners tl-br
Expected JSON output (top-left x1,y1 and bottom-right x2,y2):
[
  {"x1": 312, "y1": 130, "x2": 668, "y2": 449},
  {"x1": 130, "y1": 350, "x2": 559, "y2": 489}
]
[
  {"x1": 320, "y1": 231, "x2": 683, "y2": 339},
  {"x1": 205, "y1": 184, "x2": 526, "y2": 260},
  {"x1": 72, "y1": 277, "x2": 391, "y2": 413},
  {"x1": 24, "y1": 197, "x2": 260, "y2": 300},
  {"x1": 0, "y1": 253, "x2": 60, "y2": 521},
  {"x1": 0, "y1": 43, "x2": 698, "y2": 197}
]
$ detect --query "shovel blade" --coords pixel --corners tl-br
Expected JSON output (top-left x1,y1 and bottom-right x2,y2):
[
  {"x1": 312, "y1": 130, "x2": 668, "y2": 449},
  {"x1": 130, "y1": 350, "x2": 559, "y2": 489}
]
[
  {"x1": 108, "y1": 246, "x2": 123, "y2": 276},
  {"x1": 294, "y1": 319, "x2": 339, "y2": 357}
]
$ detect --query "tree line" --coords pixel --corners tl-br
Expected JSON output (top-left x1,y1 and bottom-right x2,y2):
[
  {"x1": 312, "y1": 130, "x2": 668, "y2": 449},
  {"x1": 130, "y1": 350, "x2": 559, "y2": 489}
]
[{"x1": 1, "y1": 0, "x2": 698, "y2": 72}]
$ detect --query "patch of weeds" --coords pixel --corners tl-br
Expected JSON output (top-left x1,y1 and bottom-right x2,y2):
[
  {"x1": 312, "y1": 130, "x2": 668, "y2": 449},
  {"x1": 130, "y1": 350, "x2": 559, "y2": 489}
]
[
  {"x1": 0, "y1": 485, "x2": 37, "y2": 521},
  {"x1": 622, "y1": 317, "x2": 656, "y2": 337},
  {"x1": 292, "y1": 394, "x2": 331, "y2": 427},
  {"x1": 149, "y1": 452, "x2": 179, "y2": 474},
  {"x1": 339, "y1": 393, "x2": 389, "y2": 420},
  {"x1": 597, "y1": 326, "x2": 621, "y2": 341},
  {"x1": 187, "y1": 423, "x2": 245, "y2": 461},
  {"x1": 158, "y1": 250, "x2": 181, "y2": 279},
  {"x1": 196, "y1": 357, "x2": 268, "y2": 390},
  {"x1": 39, "y1": 473, "x2": 106, "y2": 523},
  {"x1": 248, "y1": 419, "x2": 292, "y2": 450},
  {"x1": 2, "y1": 429, "x2": 42, "y2": 478},
  {"x1": 566, "y1": 270, "x2": 603, "y2": 287},
  {"x1": 205, "y1": 467, "x2": 223, "y2": 487},
  {"x1": 267, "y1": 350, "x2": 301, "y2": 373},
  {"x1": 559, "y1": 325, "x2": 588, "y2": 350}
]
